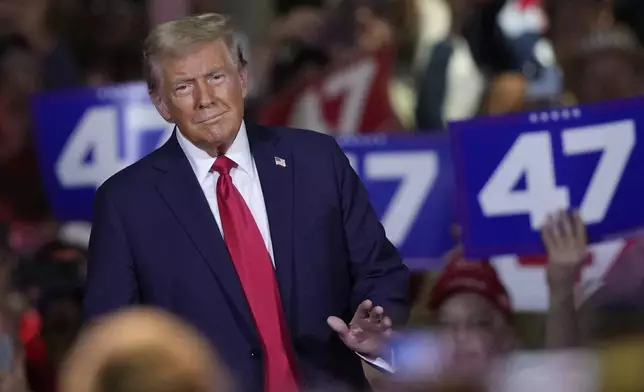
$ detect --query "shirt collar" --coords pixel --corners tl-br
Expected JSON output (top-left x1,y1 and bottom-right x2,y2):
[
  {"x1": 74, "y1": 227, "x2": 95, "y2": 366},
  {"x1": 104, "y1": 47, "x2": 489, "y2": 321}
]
[{"x1": 176, "y1": 121, "x2": 254, "y2": 184}]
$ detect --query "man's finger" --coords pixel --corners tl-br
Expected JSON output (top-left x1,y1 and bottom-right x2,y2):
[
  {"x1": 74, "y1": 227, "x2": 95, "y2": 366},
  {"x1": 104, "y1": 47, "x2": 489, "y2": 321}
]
[
  {"x1": 358, "y1": 312, "x2": 389, "y2": 333},
  {"x1": 327, "y1": 316, "x2": 350, "y2": 336},
  {"x1": 357, "y1": 306, "x2": 385, "y2": 332},
  {"x1": 551, "y1": 211, "x2": 565, "y2": 248},
  {"x1": 368, "y1": 306, "x2": 384, "y2": 324},
  {"x1": 561, "y1": 210, "x2": 574, "y2": 244},
  {"x1": 541, "y1": 214, "x2": 556, "y2": 251},
  {"x1": 382, "y1": 316, "x2": 392, "y2": 330},
  {"x1": 573, "y1": 210, "x2": 587, "y2": 247},
  {"x1": 352, "y1": 300, "x2": 373, "y2": 322}
]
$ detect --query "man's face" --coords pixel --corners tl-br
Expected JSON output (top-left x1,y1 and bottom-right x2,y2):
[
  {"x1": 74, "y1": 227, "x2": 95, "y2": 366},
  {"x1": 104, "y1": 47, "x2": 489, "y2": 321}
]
[
  {"x1": 152, "y1": 39, "x2": 247, "y2": 156},
  {"x1": 437, "y1": 292, "x2": 513, "y2": 379}
]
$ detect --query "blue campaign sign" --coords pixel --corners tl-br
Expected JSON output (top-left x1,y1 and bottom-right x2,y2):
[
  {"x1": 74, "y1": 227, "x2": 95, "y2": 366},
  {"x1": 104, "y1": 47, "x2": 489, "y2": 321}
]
[
  {"x1": 30, "y1": 82, "x2": 454, "y2": 269},
  {"x1": 338, "y1": 133, "x2": 454, "y2": 269},
  {"x1": 30, "y1": 82, "x2": 175, "y2": 221},
  {"x1": 451, "y1": 97, "x2": 644, "y2": 258}
]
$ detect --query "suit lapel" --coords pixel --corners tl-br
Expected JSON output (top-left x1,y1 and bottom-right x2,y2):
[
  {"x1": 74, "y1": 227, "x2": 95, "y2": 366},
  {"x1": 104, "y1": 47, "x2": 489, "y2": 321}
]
[
  {"x1": 247, "y1": 124, "x2": 296, "y2": 331},
  {"x1": 153, "y1": 132, "x2": 259, "y2": 345}
]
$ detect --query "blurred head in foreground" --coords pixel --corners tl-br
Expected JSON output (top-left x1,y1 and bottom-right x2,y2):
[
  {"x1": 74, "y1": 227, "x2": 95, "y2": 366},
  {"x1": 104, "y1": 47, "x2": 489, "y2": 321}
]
[
  {"x1": 59, "y1": 308, "x2": 232, "y2": 392},
  {"x1": 428, "y1": 251, "x2": 515, "y2": 381}
]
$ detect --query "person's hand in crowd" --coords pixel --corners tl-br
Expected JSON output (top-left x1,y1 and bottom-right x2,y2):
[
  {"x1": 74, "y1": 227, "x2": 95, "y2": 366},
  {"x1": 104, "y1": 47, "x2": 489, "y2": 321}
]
[
  {"x1": 327, "y1": 300, "x2": 393, "y2": 358},
  {"x1": 269, "y1": 6, "x2": 324, "y2": 46},
  {"x1": 542, "y1": 210, "x2": 588, "y2": 288},
  {"x1": 252, "y1": 6, "x2": 325, "y2": 96},
  {"x1": 542, "y1": 210, "x2": 588, "y2": 348},
  {"x1": 355, "y1": 6, "x2": 393, "y2": 54},
  {"x1": 0, "y1": 0, "x2": 53, "y2": 54}
]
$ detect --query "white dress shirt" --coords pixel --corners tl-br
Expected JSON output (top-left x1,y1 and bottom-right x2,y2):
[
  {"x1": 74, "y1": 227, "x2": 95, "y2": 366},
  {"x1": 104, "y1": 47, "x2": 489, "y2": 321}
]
[
  {"x1": 176, "y1": 121, "x2": 394, "y2": 373},
  {"x1": 176, "y1": 122, "x2": 275, "y2": 264}
]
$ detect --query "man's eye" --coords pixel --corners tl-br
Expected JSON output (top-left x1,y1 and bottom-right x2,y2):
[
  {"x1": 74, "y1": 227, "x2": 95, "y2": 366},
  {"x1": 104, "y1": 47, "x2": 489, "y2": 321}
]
[{"x1": 210, "y1": 74, "x2": 224, "y2": 82}]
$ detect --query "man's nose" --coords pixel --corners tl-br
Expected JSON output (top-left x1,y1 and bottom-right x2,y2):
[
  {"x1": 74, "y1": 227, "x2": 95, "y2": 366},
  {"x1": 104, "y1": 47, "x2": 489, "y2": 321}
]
[{"x1": 195, "y1": 80, "x2": 215, "y2": 109}]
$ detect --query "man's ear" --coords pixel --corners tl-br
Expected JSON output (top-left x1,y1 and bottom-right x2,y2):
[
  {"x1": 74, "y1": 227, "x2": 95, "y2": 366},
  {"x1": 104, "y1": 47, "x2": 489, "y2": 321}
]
[{"x1": 150, "y1": 91, "x2": 172, "y2": 123}]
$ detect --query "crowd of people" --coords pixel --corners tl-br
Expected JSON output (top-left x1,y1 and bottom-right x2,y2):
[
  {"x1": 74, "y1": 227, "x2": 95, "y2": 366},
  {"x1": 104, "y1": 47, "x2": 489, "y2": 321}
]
[{"x1": 1, "y1": 0, "x2": 644, "y2": 391}]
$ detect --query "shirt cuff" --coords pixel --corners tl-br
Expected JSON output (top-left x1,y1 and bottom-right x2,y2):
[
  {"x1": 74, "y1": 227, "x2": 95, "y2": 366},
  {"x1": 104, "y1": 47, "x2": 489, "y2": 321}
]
[{"x1": 355, "y1": 350, "x2": 395, "y2": 374}]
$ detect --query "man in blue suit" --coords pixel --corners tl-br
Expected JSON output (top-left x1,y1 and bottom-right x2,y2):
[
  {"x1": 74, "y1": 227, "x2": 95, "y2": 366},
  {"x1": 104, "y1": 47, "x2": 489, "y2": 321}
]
[{"x1": 84, "y1": 13, "x2": 410, "y2": 392}]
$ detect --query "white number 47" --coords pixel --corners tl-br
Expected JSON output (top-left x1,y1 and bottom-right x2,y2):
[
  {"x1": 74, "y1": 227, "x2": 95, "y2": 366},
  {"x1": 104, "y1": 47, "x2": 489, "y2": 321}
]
[
  {"x1": 478, "y1": 119, "x2": 636, "y2": 230},
  {"x1": 345, "y1": 151, "x2": 438, "y2": 247}
]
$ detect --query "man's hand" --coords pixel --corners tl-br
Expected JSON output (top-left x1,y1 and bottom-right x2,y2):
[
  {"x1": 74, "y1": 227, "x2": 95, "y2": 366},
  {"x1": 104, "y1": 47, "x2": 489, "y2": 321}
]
[
  {"x1": 541, "y1": 210, "x2": 588, "y2": 287},
  {"x1": 327, "y1": 300, "x2": 392, "y2": 358}
]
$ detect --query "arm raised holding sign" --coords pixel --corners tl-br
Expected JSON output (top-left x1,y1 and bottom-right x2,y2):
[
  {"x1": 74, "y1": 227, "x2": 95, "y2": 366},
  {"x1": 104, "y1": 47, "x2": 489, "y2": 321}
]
[{"x1": 543, "y1": 210, "x2": 588, "y2": 349}]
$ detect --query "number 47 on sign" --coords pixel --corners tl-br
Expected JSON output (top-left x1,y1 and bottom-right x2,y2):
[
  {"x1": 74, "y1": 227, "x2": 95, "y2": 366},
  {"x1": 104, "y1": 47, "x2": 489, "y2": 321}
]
[
  {"x1": 480, "y1": 119, "x2": 635, "y2": 229},
  {"x1": 451, "y1": 99, "x2": 644, "y2": 258}
]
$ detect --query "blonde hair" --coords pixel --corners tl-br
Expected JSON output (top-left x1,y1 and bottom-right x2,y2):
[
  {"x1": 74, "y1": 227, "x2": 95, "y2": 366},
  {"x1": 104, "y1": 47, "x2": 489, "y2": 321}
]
[
  {"x1": 143, "y1": 13, "x2": 247, "y2": 92},
  {"x1": 59, "y1": 307, "x2": 233, "y2": 392}
]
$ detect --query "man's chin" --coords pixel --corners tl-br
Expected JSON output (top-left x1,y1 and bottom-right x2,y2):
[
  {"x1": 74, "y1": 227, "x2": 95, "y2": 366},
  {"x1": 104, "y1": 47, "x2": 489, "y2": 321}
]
[{"x1": 196, "y1": 128, "x2": 237, "y2": 153}]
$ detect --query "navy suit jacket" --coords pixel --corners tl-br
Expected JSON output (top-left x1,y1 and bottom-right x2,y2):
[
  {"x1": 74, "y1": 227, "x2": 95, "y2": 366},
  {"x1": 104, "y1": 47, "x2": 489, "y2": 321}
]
[{"x1": 84, "y1": 123, "x2": 410, "y2": 392}]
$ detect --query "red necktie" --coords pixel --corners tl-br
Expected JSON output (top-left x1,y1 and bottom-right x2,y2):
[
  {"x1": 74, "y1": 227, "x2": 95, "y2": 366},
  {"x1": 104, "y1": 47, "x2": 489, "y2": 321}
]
[{"x1": 212, "y1": 156, "x2": 299, "y2": 392}]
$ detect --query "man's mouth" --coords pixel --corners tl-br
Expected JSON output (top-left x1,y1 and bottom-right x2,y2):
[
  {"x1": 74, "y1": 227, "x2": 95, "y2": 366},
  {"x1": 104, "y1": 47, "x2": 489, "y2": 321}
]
[{"x1": 198, "y1": 112, "x2": 225, "y2": 124}]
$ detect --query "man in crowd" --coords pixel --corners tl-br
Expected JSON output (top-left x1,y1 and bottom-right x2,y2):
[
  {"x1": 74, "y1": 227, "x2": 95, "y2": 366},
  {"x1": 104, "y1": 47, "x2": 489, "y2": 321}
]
[
  {"x1": 407, "y1": 210, "x2": 592, "y2": 386},
  {"x1": 84, "y1": 12, "x2": 409, "y2": 392},
  {"x1": 427, "y1": 250, "x2": 516, "y2": 384}
]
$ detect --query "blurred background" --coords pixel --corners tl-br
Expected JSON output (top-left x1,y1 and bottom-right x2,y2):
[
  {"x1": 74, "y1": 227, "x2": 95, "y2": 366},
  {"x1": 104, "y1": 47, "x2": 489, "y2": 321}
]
[{"x1": 3, "y1": 0, "x2": 644, "y2": 391}]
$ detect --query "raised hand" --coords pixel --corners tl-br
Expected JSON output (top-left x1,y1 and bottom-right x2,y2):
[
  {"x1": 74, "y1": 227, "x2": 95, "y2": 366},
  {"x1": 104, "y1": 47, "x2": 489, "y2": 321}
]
[
  {"x1": 542, "y1": 210, "x2": 588, "y2": 349},
  {"x1": 541, "y1": 210, "x2": 588, "y2": 285},
  {"x1": 327, "y1": 300, "x2": 392, "y2": 358}
]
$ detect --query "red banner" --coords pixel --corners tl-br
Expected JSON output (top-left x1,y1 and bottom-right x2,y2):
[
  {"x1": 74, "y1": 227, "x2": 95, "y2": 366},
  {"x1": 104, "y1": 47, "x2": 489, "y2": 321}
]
[{"x1": 259, "y1": 48, "x2": 403, "y2": 135}]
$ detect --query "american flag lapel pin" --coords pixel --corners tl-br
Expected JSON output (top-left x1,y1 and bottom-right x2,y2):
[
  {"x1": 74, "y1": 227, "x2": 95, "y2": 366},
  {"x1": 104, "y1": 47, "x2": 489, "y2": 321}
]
[{"x1": 274, "y1": 156, "x2": 287, "y2": 167}]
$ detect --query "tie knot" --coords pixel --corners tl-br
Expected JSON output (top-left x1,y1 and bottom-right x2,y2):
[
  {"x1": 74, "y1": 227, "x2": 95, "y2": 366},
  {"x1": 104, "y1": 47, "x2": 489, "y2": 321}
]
[{"x1": 211, "y1": 156, "x2": 237, "y2": 175}]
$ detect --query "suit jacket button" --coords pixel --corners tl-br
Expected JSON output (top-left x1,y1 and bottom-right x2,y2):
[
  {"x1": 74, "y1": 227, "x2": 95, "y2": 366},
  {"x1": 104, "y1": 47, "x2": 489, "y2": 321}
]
[{"x1": 250, "y1": 349, "x2": 261, "y2": 358}]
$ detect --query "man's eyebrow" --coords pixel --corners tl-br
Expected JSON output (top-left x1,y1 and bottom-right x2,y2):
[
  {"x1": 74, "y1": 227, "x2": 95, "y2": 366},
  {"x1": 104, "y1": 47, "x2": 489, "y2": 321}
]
[
  {"x1": 173, "y1": 76, "x2": 194, "y2": 85},
  {"x1": 204, "y1": 67, "x2": 225, "y2": 76},
  {"x1": 172, "y1": 68, "x2": 225, "y2": 85}
]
